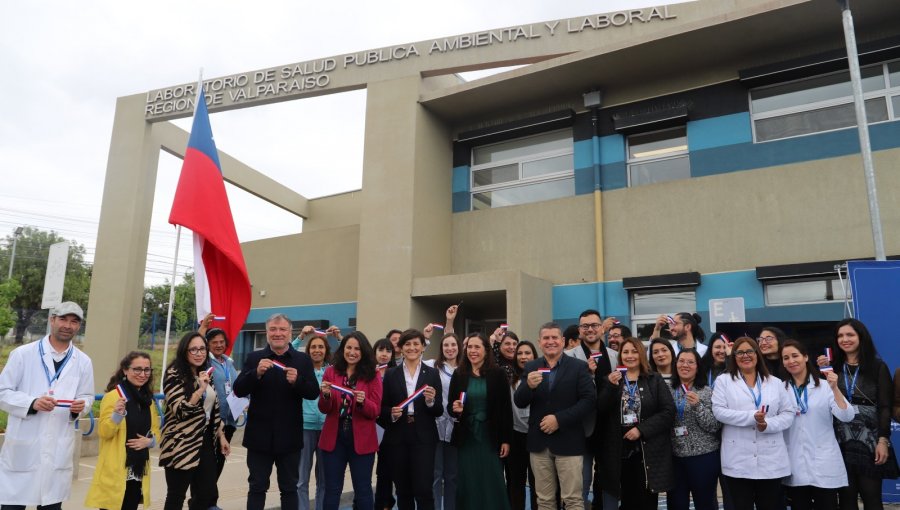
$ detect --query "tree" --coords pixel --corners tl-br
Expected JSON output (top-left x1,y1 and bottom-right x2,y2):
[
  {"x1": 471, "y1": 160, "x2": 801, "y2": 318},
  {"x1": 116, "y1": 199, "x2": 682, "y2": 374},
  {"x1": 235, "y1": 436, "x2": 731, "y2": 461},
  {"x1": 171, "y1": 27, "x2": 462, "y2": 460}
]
[
  {"x1": 0, "y1": 279, "x2": 19, "y2": 337},
  {"x1": 1, "y1": 227, "x2": 92, "y2": 343},
  {"x1": 140, "y1": 272, "x2": 197, "y2": 338}
]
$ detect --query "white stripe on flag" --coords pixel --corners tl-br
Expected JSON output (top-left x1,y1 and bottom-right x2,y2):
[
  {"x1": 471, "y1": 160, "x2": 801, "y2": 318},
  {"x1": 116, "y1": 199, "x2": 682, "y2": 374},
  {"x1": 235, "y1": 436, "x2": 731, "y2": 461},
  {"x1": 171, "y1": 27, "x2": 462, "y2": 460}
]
[{"x1": 193, "y1": 233, "x2": 212, "y2": 322}]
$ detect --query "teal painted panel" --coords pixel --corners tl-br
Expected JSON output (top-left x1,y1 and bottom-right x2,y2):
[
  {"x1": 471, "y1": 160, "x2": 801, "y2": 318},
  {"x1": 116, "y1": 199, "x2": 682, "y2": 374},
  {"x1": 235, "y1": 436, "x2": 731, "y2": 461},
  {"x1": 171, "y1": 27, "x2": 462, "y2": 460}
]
[{"x1": 688, "y1": 113, "x2": 752, "y2": 151}]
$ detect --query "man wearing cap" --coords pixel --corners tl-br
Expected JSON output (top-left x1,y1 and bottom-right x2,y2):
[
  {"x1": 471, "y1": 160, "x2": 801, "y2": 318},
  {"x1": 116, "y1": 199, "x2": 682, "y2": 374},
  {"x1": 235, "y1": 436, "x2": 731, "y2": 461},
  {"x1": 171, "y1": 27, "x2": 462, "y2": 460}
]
[{"x1": 0, "y1": 302, "x2": 95, "y2": 509}]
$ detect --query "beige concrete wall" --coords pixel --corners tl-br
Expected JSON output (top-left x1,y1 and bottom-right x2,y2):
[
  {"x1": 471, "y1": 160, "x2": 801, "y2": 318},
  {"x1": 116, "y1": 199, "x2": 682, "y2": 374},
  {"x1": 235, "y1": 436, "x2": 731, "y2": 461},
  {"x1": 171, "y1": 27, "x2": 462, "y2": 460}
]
[
  {"x1": 242, "y1": 225, "x2": 360, "y2": 309},
  {"x1": 354, "y1": 76, "x2": 453, "y2": 336},
  {"x1": 451, "y1": 194, "x2": 595, "y2": 284},
  {"x1": 601, "y1": 147, "x2": 900, "y2": 279},
  {"x1": 302, "y1": 191, "x2": 362, "y2": 232}
]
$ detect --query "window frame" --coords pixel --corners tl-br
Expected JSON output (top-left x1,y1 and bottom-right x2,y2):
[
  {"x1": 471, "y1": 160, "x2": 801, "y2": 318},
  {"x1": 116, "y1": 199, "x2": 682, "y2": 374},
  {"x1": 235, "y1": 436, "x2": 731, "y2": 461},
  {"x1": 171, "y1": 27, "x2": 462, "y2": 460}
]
[
  {"x1": 469, "y1": 129, "x2": 574, "y2": 210},
  {"x1": 763, "y1": 276, "x2": 852, "y2": 307},
  {"x1": 625, "y1": 125, "x2": 691, "y2": 187},
  {"x1": 630, "y1": 287, "x2": 697, "y2": 341},
  {"x1": 749, "y1": 60, "x2": 900, "y2": 143}
]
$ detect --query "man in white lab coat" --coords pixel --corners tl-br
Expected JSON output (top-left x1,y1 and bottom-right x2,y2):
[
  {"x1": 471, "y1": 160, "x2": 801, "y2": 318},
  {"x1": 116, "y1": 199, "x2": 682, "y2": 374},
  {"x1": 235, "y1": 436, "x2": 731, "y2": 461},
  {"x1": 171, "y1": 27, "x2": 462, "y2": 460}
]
[{"x1": 0, "y1": 302, "x2": 95, "y2": 509}]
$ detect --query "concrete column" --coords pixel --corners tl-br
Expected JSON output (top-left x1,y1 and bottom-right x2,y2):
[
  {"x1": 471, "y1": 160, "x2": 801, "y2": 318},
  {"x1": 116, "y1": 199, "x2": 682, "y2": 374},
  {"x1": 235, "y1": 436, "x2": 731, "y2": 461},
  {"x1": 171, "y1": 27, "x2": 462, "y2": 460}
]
[
  {"x1": 84, "y1": 94, "x2": 160, "y2": 389},
  {"x1": 356, "y1": 76, "x2": 452, "y2": 336}
]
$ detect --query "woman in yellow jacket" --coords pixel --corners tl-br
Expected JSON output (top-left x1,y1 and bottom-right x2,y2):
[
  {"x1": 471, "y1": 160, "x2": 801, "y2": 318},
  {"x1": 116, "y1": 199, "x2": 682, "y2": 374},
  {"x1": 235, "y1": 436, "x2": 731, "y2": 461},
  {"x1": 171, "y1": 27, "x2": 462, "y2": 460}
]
[{"x1": 85, "y1": 351, "x2": 162, "y2": 509}]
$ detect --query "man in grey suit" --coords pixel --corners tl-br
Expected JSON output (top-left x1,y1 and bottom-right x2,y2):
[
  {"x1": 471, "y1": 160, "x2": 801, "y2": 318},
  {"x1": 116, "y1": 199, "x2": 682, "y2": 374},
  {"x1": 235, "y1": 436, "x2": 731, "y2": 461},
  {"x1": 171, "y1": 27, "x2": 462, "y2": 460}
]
[{"x1": 514, "y1": 322, "x2": 596, "y2": 510}]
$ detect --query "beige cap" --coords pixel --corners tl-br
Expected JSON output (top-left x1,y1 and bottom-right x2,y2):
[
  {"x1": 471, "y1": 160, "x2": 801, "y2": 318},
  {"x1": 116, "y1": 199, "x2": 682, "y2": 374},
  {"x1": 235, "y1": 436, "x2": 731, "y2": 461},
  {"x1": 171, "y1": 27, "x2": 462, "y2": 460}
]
[{"x1": 51, "y1": 301, "x2": 84, "y2": 321}]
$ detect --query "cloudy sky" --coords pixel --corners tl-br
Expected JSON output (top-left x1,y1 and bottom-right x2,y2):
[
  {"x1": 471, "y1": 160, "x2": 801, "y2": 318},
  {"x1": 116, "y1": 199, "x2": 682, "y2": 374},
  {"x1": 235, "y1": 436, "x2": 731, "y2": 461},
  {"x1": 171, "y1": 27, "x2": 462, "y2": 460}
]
[{"x1": 0, "y1": 0, "x2": 690, "y2": 286}]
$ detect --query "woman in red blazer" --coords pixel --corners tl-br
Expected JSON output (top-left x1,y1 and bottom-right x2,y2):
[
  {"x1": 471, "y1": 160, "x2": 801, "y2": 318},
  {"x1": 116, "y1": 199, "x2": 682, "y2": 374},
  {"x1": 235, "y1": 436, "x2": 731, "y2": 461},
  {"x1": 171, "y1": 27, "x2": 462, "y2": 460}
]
[{"x1": 318, "y1": 331, "x2": 383, "y2": 510}]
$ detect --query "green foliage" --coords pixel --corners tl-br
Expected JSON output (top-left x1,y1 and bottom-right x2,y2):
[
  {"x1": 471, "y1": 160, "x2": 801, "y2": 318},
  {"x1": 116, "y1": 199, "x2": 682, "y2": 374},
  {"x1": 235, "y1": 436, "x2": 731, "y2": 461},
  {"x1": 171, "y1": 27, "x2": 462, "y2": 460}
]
[
  {"x1": 0, "y1": 227, "x2": 92, "y2": 342},
  {"x1": 140, "y1": 272, "x2": 197, "y2": 336},
  {"x1": 0, "y1": 279, "x2": 19, "y2": 337}
]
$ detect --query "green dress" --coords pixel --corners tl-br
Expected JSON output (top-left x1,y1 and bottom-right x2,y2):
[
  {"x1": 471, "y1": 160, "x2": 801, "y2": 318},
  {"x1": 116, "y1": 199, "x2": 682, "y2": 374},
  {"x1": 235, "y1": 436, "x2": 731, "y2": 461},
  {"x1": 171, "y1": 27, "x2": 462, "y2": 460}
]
[{"x1": 456, "y1": 376, "x2": 511, "y2": 510}]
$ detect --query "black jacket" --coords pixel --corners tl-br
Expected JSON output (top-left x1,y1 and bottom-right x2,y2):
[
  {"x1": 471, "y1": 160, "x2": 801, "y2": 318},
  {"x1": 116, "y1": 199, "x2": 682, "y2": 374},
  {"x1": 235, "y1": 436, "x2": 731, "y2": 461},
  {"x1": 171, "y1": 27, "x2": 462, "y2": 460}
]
[
  {"x1": 596, "y1": 371, "x2": 675, "y2": 496},
  {"x1": 233, "y1": 345, "x2": 319, "y2": 454},
  {"x1": 380, "y1": 361, "x2": 443, "y2": 445},
  {"x1": 514, "y1": 354, "x2": 596, "y2": 456},
  {"x1": 446, "y1": 367, "x2": 513, "y2": 451}
]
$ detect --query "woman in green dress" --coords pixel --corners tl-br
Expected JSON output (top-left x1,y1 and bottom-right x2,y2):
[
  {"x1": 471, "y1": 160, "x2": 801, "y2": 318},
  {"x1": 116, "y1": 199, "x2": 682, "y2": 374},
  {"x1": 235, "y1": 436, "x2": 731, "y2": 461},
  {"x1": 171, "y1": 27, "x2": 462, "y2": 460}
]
[{"x1": 448, "y1": 332, "x2": 513, "y2": 510}]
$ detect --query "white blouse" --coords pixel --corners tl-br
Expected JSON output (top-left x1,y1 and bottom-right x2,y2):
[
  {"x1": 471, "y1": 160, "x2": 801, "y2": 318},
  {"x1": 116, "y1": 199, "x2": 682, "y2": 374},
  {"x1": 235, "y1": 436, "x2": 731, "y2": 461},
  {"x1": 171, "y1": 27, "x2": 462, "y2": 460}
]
[
  {"x1": 780, "y1": 375, "x2": 855, "y2": 488},
  {"x1": 712, "y1": 372, "x2": 795, "y2": 480}
]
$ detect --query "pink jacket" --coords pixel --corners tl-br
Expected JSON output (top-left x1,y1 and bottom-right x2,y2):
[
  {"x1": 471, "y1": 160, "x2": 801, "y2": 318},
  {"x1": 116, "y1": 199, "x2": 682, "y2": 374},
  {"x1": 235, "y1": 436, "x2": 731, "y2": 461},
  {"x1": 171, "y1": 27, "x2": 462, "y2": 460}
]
[{"x1": 318, "y1": 366, "x2": 382, "y2": 454}]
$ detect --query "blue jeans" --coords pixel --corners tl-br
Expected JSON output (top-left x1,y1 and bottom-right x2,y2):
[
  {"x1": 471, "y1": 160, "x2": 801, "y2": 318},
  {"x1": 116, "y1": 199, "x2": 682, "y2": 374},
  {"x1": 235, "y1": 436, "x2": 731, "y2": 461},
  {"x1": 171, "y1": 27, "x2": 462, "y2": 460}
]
[
  {"x1": 298, "y1": 429, "x2": 325, "y2": 510},
  {"x1": 322, "y1": 422, "x2": 375, "y2": 510},
  {"x1": 667, "y1": 450, "x2": 720, "y2": 510},
  {"x1": 433, "y1": 440, "x2": 458, "y2": 510}
]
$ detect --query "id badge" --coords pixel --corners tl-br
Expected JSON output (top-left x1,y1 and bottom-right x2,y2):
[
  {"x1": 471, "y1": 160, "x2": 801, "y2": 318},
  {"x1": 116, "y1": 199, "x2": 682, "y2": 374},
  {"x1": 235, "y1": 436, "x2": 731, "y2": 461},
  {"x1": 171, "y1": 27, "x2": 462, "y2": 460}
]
[
  {"x1": 623, "y1": 412, "x2": 638, "y2": 425},
  {"x1": 224, "y1": 382, "x2": 232, "y2": 396},
  {"x1": 674, "y1": 425, "x2": 688, "y2": 437}
]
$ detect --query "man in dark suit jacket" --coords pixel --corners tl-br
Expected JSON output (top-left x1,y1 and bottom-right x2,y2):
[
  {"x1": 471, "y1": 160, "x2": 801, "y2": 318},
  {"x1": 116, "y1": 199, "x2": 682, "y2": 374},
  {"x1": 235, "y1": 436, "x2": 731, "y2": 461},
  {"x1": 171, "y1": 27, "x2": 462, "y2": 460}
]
[
  {"x1": 380, "y1": 329, "x2": 443, "y2": 510},
  {"x1": 233, "y1": 313, "x2": 319, "y2": 510},
  {"x1": 515, "y1": 321, "x2": 596, "y2": 510}
]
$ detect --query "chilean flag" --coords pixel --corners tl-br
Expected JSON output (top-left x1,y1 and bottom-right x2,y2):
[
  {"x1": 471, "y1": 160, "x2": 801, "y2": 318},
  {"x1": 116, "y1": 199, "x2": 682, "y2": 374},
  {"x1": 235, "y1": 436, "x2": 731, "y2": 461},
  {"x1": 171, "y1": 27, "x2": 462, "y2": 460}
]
[{"x1": 168, "y1": 89, "x2": 251, "y2": 355}]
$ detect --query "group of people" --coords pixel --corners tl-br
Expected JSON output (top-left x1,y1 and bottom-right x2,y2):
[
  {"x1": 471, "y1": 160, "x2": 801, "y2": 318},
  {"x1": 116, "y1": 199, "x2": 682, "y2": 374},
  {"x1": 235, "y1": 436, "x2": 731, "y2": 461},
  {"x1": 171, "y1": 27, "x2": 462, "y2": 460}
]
[{"x1": 0, "y1": 302, "x2": 898, "y2": 510}]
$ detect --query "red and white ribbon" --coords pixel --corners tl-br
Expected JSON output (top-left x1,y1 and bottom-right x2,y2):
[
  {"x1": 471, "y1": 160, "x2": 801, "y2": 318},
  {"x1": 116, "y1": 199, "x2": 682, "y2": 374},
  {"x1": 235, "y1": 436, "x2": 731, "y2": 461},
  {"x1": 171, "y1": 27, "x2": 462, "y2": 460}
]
[
  {"x1": 825, "y1": 348, "x2": 833, "y2": 361},
  {"x1": 616, "y1": 365, "x2": 628, "y2": 374},
  {"x1": 398, "y1": 385, "x2": 428, "y2": 408},
  {"x1": 314, "y1": 329, "x2": 328, "y2": 335},
  {"x1": 429, "y1": 324, "x2": 444, "y2": 330},
  {"x1": 116, "y1": 383, "x2": 128, "y2": 402},
  {"x1": 760, "y1": 404, "x2": 769, "y2": 413},
  {"x1": 271, "y1": 360, "x2": 287, "y2": 370},
  {"x1": 820, "y1": 366, "x2": 834, "y2": 374},
  {"x1": 459, "y1": 391, "x2": 466, "y2": 405},
  {"x1": 682, "y1": 383, "x2": 691, "y2": 393},
  {"x1": 538, "y1": 368, "x2": 552, "y2": 376},
  {"x1": 665, "y1": 315, "x2": 676, "y2": 325},
  {"x1": 500, "y1": 324, "x2": 509, "y2": 329},
  {"x1": 205, "y1": 367, "x2": 215, "y2": 377},
  {"x1": 213, "y1": 316, "x2": 226, "y2": 321},
  {"x1": 55, "y1": 399, "x2": 74, "y2": 408},
  {"x1": 377, "y1": 363, "x2": 388, "y2": 370},
  {"x1": 590, "y1": 352, "x2": 603, "y2": 360},
  {"x1": 330, "y1": 384, "x2": 356, "y2": 397}
]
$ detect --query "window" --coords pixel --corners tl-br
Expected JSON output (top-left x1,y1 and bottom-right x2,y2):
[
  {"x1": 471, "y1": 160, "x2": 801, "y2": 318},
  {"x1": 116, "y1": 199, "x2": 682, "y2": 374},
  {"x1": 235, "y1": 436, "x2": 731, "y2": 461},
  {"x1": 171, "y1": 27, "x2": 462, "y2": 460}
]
[
  {"x1": 627, "y1": 127, "x2": 690, "y2": 187},
  {"x1": 750, "y1": 60, "x2": 900, "y2": 142},
  {"x1": 630, "y1": 288, "x2": 696, "y2": 341},
  {"x1": 764, "y1": 277, "x2": 851, "y2": 306},
  {"x1": 470, "y1": 130, "x2": 574, "y2": 210},
  {"x1": 253, "y1": 331, "x2": 268, "y2": 350}
]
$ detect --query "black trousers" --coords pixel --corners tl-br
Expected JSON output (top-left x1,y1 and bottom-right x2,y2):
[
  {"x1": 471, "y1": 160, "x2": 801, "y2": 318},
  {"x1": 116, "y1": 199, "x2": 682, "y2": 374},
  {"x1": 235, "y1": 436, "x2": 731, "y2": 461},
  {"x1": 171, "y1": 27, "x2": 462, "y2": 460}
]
[
  {"x1": 164, "y1": 422, "x2": 218, "y2": 510},
  {"x1": 839, "y1": 470, "x2": 884, "y2": 510},
  {"x1": 391, "y1": 420, "x2": 436, "y2": 510},
  {"x1": 619, "y1": 453, "x2": 659, "y2": 510},
  {"x1": 787, "y1": 485, "x2": 838, "y2": 510},
  {"x1": 375, "y1": 447, "x2": 396, "y2": 509},
  {"x1": 506, "y1": 430, "x2": 537, "y2": 510},
  {"x1": 210, "y1": 424, "x2": 236, "y2": 507},
  {"x1": 723, "y1": 476, "x2": 782, "y2": 510},
  {"x1": 246, "y1": 447, "x2": 301, "y2": 510}
]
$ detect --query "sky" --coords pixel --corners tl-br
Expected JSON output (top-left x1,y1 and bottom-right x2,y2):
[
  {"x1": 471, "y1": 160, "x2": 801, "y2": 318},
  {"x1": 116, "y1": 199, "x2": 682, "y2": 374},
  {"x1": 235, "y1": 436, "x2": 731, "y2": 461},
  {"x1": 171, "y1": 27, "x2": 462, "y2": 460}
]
[{"x1": 0, "y1": 0, "x2": 691, "y2": 287}]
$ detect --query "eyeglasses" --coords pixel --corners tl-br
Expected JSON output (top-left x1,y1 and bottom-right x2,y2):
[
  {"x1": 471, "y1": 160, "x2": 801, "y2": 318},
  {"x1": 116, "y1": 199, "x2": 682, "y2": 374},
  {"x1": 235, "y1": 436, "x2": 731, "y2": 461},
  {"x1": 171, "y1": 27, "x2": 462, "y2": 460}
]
[
  {"x1": 607, "y1": 333, "x2": 623, "y2": 339},
  {"x1": 734, "y1": 349, "x2": 757, "y2": 358},
  {"x1": 128, "y1": 367, "x2": 153, "y2": 375},
  {"x1": 756, "y1": 336, "x2": 777, "y2": 344},
  {"x1": 579, "y1": 323, "x2": 602, "y2": 330},
  {"x1": 188, "y1": 347, "x2": 208, "y2": 355},
  {"x1": 676, "y1": 360, "x2": 697, "y2": 366}
]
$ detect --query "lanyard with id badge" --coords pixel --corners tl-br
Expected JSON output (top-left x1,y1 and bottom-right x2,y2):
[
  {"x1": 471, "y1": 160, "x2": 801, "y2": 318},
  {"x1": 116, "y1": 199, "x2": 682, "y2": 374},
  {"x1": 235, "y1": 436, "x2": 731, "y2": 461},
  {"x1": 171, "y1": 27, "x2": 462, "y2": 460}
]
[
  {"x1": 674, "y1": 383, "x2": 690, "y2": 437},
  {"x1": 843, "y1": 364, "x2": 861, "y2": 414},
  {"x1": 622, "y1": 377, "x2": 639, "y2": 426}
]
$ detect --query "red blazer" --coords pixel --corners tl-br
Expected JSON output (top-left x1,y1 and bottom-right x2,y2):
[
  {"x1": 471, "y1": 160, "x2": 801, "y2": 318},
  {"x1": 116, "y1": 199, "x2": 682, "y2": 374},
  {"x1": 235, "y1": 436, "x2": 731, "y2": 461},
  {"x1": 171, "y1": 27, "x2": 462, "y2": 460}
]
[{"x1": 318, "y1": 366, "x2": 382, "y2": 455}]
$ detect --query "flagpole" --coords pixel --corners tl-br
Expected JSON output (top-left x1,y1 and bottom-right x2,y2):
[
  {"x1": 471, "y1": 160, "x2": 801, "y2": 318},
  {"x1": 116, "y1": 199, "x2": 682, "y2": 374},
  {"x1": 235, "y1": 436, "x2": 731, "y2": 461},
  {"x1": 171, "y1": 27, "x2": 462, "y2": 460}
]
[{"x1": 159, "y1": 225, "x2": 182, "y2": 394}]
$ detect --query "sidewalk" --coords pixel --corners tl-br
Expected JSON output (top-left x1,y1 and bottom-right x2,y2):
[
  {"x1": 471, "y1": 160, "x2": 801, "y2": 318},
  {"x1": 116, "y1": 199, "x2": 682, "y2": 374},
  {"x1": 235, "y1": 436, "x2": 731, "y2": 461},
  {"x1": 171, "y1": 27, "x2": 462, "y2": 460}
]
[{"x1": 71, "y1": 442, "x2": 360, "y2": 510}]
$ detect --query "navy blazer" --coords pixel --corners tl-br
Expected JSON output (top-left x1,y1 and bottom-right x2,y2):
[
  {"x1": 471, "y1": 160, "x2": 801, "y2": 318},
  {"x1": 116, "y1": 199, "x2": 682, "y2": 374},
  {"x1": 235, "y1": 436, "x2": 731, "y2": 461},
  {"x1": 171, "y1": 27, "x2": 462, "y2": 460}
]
[
  {"x1": 514, "y1": 354, "x2": 596, "y2": 456},
  {"x1": 380, "y1": 361, "x2": 443, "y2": 445},
  {"x1": 233, "y1": 345, "x2": 320, "y2": 454}
]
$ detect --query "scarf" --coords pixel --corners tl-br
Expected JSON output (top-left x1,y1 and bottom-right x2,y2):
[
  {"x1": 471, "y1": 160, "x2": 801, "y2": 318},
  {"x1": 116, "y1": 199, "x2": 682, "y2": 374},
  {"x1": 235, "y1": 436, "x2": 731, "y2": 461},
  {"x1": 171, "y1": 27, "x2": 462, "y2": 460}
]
[{"x1": 122, "y1": 379, "x2": 152, "y2": 478}]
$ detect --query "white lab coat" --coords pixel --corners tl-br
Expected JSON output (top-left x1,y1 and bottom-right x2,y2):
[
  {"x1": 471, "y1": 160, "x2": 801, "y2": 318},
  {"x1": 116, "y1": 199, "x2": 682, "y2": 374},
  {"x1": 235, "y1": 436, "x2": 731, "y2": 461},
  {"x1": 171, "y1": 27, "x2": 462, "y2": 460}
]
[
  {"x1": 0, "y1": 336, "x2": 94, "y2": 506},
  {"x1": 781, "y1": 375, "x2": 855, "y2": 488},
  {"x1": 712, "y1": 371, "x2": 794, "y2": 480}
]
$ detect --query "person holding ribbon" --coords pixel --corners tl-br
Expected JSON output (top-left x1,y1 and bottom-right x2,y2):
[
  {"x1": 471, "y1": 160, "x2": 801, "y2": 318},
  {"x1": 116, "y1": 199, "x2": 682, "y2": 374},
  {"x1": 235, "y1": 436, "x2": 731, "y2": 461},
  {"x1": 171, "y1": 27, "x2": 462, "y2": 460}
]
[
  {"x1": 488, "y1": 328, "x2": 520, "y2": 385},
  {"x1": 159, "y1": 332, "x2": 230, "y2": 510},
  {"x1": 380, "y1": 328, "x2": 443, "y2": 510},
  {"x1": 712, "y1": 336, "x2": 794, "y2": 510},
  {"x1": 779, "y1": 339, "x2": 854, "y2": 510},
  {"x1": 0, "y1": 301, "x2": 94, "y2": 510},
  {"x1": 507, "y1": 341, "x2": 539, "y2": 510},
  {"x1": 667, "y1": 349, "x2": 720, "y2": 510},
  {"x1": 447, "y1": 333, "x2": 512, "y2": 510},
  {"x1": 425, "y1": 333, "x2": 462, "y2": 510},
  {"x1": 597, "y1": 336, "x2": 675, "y2": 510},
  {"x1": 204, "y1": 326, "x2": 239, "y2": 510},
  {"x1": 298, "y1": 334, "x2": 331, "y2": 510},
  {"x1": 816, "y1": 318, "x2": 897, "y2": 510},
  {"x1": 85, "y1": 352, "x2": 162, "y2": 510},
  {"x1": 371, "y1": 337, "x2": 396, "y2": 510},
  {"x1": 318, "y1": 332, "x2": 381, "y2": 510}
]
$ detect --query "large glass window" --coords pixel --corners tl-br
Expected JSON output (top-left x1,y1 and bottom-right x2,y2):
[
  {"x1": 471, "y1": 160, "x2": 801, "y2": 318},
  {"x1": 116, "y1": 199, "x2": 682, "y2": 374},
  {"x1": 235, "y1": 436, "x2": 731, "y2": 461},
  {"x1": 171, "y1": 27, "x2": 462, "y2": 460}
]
[
  {"x1": 627, "y1": 127, "x2": 690, "y2": 187},
  {"x1": 764, "y1": 277, "x2": 850, "y2": 306},
  {"x1": 470, "y1": 130, "x2": 574, "y2": 210},
  {"x1": 631, "y1": 288, "x2": 696, "y2": 341},
  {"x1": 750, "y1": 60, "x2": 900, "y2": 142}
]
